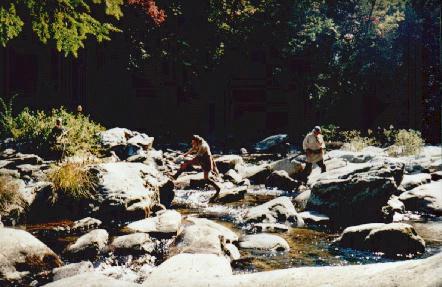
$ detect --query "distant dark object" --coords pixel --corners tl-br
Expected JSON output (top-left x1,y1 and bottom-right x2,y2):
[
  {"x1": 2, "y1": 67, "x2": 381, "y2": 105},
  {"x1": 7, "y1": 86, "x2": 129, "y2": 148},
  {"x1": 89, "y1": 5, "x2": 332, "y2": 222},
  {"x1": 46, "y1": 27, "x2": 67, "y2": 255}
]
[{"x1": 253, "y1": 134, "x2": 290, "y2": 154}]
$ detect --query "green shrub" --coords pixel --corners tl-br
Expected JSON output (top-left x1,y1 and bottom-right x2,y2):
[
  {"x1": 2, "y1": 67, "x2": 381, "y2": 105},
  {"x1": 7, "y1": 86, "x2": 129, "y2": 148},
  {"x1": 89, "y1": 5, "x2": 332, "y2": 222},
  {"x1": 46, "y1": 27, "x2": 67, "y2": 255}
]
[
  {"x1": 0, "y1": 175, "x2": 26, "y2": 212},
  {"x1": 387, "y1": 129, "x2": 424, "y2": 157},
  {"x1": 0, "y1": 99, "x2": 105, "y2": 157},
  {"x1": 341, "y1": 130, "x2": 377, "y2": 152},
  {"x1": 46, "y1": 163, "x2": 97, "y2": 204},
  {"x1": 321, "y1": 124, "x2": 343, "y2": 142}
]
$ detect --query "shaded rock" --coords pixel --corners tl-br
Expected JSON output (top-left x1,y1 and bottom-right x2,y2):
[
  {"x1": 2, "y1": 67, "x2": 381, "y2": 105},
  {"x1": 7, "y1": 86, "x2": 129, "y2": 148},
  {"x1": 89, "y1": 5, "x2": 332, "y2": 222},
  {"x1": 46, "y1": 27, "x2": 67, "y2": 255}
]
[
  {"x1": 253, "y1": 134, "x2": 289, "y2": 153},
  {"x1": 307, "y1": 160, "x2": 404, "y2": 226},
  {"x1": 174, "y1": 173, "x2": 206, "y2": 190},
  {"x1": 110, "y1": 233, "x2": 155, "y2": 254},
  {"x1": 265, "y1": 170, "x2": 300, "y2": 192},
  {"x1": 126, "y1": 210, "x2": 182, "y2": 236},
  {"x1": 244, "y1": 197, "x2": 304, "y2": 227},
  {"x1": 251, "y1": 223, "x2": 289, "y2": 233},
  {"x1": 52, "y1": 261, "x2": 93, "y2": 281},
  {"x1": 399, "y1": 181, "x2": 442, "y2": 215},
  {"x1": 43, "y1": 272, "x2": 141, "y2": 287},
  {"x1": 176, "y1": 217, "x2": 238, "y2": 256},
  {"x1": 215, "y1": 155, "x2": 244, "y2": 173},
  {"x1": 400, "y1": 173, "x2": 431, "y2": 190},
  {"x1": 65, "y1": 229, "x2": 109, "y2": 260},
  {"x1": 215, "y1": 186, "x2": 247, "y2": 203},
  {"x1": 237, "y1": 164, "x2": 272, "y2": 185},
  {"x1": 387, "y1": 195, "x2": 405, "y2": 213},
  {"x1": 142, "y1": 253, "x2": 232, "y2": 287},
  {"x1": 431, "y1": 171, "x2": 442, "y2": 181},
  {"x1": 92, "y1": 162, "x2": 171, "y2": 221},
  {"x1": 298, "y1": 211, "x2": 330, "y2": 225},
  {"x1": 0, "y1": 228, "x2": 62, "y2": 285},
  {"x1": 334, "y1": 223, "x2": 425, "y2": 257},
  {"x1": 239, "y1": 233, "x2": 290, "y2": 252},
  {"x1": 174, "y1": 252, "x2": 442, "y2": 287}
]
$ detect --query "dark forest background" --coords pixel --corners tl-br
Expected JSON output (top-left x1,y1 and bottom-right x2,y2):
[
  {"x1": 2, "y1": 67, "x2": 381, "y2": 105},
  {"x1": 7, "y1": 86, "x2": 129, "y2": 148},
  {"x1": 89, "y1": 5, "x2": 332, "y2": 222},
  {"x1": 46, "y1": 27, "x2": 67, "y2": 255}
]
[{"x1": 1, "y1": 0, "x2": 440, "y2": 146}]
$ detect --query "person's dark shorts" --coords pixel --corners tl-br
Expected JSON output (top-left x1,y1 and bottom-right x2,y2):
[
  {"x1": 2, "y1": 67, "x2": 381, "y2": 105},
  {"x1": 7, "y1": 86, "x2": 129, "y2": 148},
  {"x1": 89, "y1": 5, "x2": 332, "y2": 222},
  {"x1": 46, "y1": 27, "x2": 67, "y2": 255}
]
[{"x1": 189, "y1": 154, "x2": 212, "y2": 172}]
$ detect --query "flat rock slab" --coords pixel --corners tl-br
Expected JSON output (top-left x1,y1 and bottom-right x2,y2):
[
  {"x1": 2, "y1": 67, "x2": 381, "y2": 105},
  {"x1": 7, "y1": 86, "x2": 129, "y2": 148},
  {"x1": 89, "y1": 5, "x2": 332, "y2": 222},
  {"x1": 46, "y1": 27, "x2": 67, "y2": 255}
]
[
  {"x1": 43, "y1": 272, "x2": 141, "y2": 287},
  {"x1": 399, "y1": 181, "x2": 442, "y2": 215},
  {"x1": 400, "y1": 173, "x2": 432, "y2": 190},
  {"x1": 142, "y1": 253, "x2": 232, "y2": 287},
  {"x1": 239, "y1": 233, "x2": 290, "y2": 252}
]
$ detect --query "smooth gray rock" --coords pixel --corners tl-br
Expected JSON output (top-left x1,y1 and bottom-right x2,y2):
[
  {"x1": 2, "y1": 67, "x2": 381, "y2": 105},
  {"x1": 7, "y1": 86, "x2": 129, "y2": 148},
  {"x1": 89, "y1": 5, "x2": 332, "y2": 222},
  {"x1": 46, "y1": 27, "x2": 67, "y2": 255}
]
[
  {"x1": 265, "y1": 170, "x2": 300, "y2": 192},
  {"x1": 239, "y1": 234, "x2": 290, "y2": 252},
  {"x1": 127, "y1": 133, "x2": 154, "y2": 150},
  {"x1": 237, "y1": 164, "x2": 272, "y2": 185},
  {"x1": 0, "y1": 228, "x2": 62, "y2": 284},
  {"x1": 65, "y1": 229, "x2": 109, "y2": 260},
  {"x1": 269, "y1": 156, "x2": 303, "y2": 178},
  {"x1": 224, "y1": 169, "x2": 244, "y2": 185},
  {"x1": 400, "y1": 173, "x2": 432, "y2": 190},
  {"x1": 126, "y1": 210, "x2": 182, "y2": 235},
  {"x1": 142, "y1": 253, "x2": 232, "y2": 287},
  {"x1": 244, "y1": 197, "x2": 304, "y2": 227},
  {"x1": 253, "y1": 134, "x2": 289, "y2": 153},
  {"x1": 52, "y1": 261, "x2": 93, "y2": 281},
  {"x1": 215, "y1": 155, "x2": 244, "y2": 173},
  {"x1": 399, "y1": 181, "x2": 442, "y2": 215},
  {"x1": 334, "y1": 223, "x2": 425, "y2": 257},
  {"x1": 99, "y1": 127, "x2": 133, "y2": 148},
  {"x1": 110, "y1": 233, "x2": 155, "y2": 254}
]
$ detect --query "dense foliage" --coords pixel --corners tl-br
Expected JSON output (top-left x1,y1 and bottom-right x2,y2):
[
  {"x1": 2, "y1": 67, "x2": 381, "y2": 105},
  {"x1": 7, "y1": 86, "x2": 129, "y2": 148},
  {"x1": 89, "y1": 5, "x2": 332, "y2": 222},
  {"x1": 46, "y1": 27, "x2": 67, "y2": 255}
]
[{"x1": 0, "y1": 97, "x2": 105, "y2": 156}]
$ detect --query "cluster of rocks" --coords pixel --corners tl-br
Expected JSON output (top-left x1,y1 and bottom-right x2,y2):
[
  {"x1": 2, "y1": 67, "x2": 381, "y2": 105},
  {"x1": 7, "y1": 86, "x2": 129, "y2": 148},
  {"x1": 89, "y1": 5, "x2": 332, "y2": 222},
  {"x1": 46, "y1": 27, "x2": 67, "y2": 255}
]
[{"x1": 1, "y1": 129, "x2": 441, "y2": 286}]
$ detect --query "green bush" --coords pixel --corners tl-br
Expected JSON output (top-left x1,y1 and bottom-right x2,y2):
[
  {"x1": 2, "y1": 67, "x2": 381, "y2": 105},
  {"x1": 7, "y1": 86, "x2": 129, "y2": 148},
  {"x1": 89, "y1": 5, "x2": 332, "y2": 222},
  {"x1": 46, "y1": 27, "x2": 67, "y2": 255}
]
[
  {"x1": 387, "y1": 129, "x2": 424, "y2": 157},
  {"x1": 341, "y1": 130, "x2": 377, "y2": 152},
  {"x1": 321, "y1": 124, "x2": 343, "y2": 142},
  {"x1": 0, "y1": 98, "x2": 105, "y2": 157},
  {"x1": 46, "y1": 163, "x2": 97, "y2": 204},
  {"x1": 0, "y1": 175, "x2": 26, "y2": 213}
]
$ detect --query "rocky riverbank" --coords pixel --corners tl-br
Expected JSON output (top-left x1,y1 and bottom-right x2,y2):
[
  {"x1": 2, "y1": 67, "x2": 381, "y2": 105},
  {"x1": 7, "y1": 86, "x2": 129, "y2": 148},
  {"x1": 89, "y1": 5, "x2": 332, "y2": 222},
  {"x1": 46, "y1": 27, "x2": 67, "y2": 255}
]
[{"x1": 1, "y1": 128, "x2": 441, "y2": 286}]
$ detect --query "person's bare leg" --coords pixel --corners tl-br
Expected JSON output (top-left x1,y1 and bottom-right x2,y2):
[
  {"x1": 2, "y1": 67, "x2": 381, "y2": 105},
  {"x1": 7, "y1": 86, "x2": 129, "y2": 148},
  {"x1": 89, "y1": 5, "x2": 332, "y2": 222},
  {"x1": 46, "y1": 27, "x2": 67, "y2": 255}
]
[
  {"x1": 173, "y1": 162, "x2": 188, "y2": 179},
  {"x1": 206, "y1": 171, "x2": 221, "y2": 202}
]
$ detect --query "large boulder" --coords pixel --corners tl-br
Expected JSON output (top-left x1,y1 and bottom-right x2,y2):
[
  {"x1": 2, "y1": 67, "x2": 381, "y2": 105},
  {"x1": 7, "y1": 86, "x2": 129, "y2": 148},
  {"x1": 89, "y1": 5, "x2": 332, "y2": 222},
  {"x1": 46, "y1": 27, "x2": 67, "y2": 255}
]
[
  {"x1": 237, "y1": 164, "x2": 272, "y2": 185},
  {"x1": 43, "y1": 272, "x2": 141, "y2": 287},
  {"x1": 399, "y1": 173, "x2": 432, "y2": 191},
  {"x1": 142, "y1": 253, "x2": 232, "y2": 287},
  {"x1": 243, "y1": 197, "x2": 304, "y2": 227},
  {"x1": 239, "y1": 234, "x2": 290, "y2": 252},
  {"x1": 64, "y1": 229, "x2": 109, "y2": 260},
  {"x1": 175, "y1": 217, "x2": 238, "y2": 256},
  {"x1": 169, "y1": 252, "x2": 442, "y2": 287},
  {"x1": 126, "y1": 210, "x2": 182, "y2": 236},
  {"x1": 269, "y1": 156, "x2": 303, "y2": 178},
  {"x1": 398, "y1": 181, "x2": 442, "y2": 215},
  {"x1": 99, "y1": 127, "x2": 134, "y2": 148},
  {"x1": 0, "y1": 228, "x2": 62, "y2": 285},
  {"x1": 306, "y1": 160, "x2": 404, "y2": 226},
  {"x1": 333, "y1": 223, "x2": 425, "y2": 257},
  {"x1": 110, "y1": 233, "x2": 155, "y2": 254},
  {"x1": 215, "y1": 155, "x2": 244, "y2": 173},
  {"x1": 253, "y1": 134, "x2": 289, "y2": 153},
  {"x1": 265, "y1": 170, "x2": 300, "y2": 192},
  {"x1": 91, "y1": 162, "x2": 173, "y2": 221}
]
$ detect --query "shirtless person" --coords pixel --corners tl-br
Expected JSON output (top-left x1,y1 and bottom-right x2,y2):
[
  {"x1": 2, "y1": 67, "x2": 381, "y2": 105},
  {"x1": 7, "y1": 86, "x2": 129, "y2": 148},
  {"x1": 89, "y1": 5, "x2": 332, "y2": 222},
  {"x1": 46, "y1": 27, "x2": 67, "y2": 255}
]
[{"x1": 173, "y1": 135, "x2": 221, "y2": 201}]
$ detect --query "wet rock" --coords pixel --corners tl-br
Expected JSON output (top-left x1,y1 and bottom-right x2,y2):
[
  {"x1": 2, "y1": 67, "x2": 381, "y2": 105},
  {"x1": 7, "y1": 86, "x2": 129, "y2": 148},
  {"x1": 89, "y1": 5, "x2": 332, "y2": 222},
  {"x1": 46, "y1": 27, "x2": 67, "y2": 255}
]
[
  {"x1": 52, "y1": 261, "x2": 93, "y2": 281},
  {"x1": 215, "y1": 155, "x2": 244, "y2": 173},
  {"x1": 43, "y1": 272, "x2": 141, "y2": 287},
  {"x1": 126, "y1": 210, "x2": 182, "y2": 236},
  {"x1": 298, "y1": 211, "x2": 330, "y2": 225},
  {"x1": 142, "y1": 253, "x2": 232, "y2": 287},
  {"x1": 65, "y1": 229, "x2": 109, "y2": 260},
  {"x1": 215, "y1": 186, "x2": 247, "y2": 203},
  {"x1": 265, "y1": 170, "x2": 300, "y2": 192},
  {"x1": 400, "y1": 173, "x2": 431, "y2": 191},
  {"x1": 91, "y1": 162, "x2": 171, "y2": 221},
  {"x1": 244, "y1": 197, "x2": 304, "y2": 227},
  {"x1": 333, "y1": 223, "x2": 425, "y2": 257},
  {"x1": 239, "y1": 233, "x2": 290, "y2": 252},
  {"x1": 269, "y1": 156, "x2": 303, "y2": 177},
  {"x1": 399, "y1": 181, "x2": 442, "y2": 215},
  {"x1": 110, "y1": 233, "x2": 155, "y2": 254},
  {"x1": 253, "y1": 134, "x2": 289, "y2": 153},
  {"x1": 182, "y1": 252, "x2": 442, "y2": 287},
  {"x1": 307, "y1": 160, "x2": 404, "y2": 226},
  {"x1": 251, "y1": 223, "x2": 289, "y2": 233},
  {"x1": 176, "y1": 217, "x2": 238, "y2": 256},
  {"x1": 0, "y1": 228, "x2": 62, "y2": 285}
]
